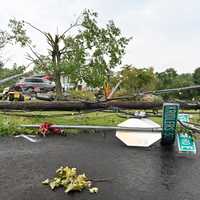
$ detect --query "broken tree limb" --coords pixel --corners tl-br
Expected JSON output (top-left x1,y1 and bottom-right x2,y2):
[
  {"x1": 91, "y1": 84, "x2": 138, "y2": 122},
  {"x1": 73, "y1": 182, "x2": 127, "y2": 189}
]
[
  {"x1": 0, "y1": 73, "x2": 24, "y2": 85},
  {"x1": 0, "y1": 71, "x2": 32, "y2": 85},
  {"x1": 105, "y1": 84, "x2": 200, "y2": 102},
  {"x1": 0, "y1": 101, "x2": 200, "y2": 111}
]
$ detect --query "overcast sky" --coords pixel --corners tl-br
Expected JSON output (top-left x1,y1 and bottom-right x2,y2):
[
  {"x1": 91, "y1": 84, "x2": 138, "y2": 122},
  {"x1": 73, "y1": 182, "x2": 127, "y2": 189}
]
[{"x1": 1, "y1": 0, "x2": 200, "y2": 73}]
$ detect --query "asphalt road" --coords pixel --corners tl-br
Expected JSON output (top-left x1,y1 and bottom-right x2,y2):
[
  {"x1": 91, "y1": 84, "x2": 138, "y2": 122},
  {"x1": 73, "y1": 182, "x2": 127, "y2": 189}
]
[{"x1": 0, "y1": 131, "x2": 199, "y2": 200}]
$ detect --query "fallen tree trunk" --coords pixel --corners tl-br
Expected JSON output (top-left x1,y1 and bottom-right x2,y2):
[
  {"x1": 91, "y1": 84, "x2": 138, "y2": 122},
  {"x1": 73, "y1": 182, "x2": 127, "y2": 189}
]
[{"x1": 0, "y1": 101, "x2": 200, "y2": 111}]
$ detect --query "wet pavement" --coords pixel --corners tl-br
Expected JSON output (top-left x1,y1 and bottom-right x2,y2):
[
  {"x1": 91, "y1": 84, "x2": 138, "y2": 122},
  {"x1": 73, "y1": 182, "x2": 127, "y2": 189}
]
[{"x1": 0, "y1": 131, "x2": 199, "y2": 200}]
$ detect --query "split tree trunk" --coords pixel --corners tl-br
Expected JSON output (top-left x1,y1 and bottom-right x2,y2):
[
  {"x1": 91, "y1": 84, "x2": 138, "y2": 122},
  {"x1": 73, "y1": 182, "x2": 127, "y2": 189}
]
[
  {"x1": 54, "y1": 70, "x2": 63, "y2": 100},
  {"x1": 52, "y1": 35, "x2": 63, "y2": 100}
]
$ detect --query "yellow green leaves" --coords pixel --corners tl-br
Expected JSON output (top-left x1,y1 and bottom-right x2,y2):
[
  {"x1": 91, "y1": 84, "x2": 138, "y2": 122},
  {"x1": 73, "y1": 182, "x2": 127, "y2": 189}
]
[
  {"x1": 42, "y1": 166, "x2": 98, "y2": 194},
  {"x1": 89, "y1": 187, "x2": 99, "y2": 193},
  {"x1": 42, "y1": 179, "x2": 50, "y2": 185},
  {"x1": 49, "y1": 181, "x2": 56, "y2": 190}
]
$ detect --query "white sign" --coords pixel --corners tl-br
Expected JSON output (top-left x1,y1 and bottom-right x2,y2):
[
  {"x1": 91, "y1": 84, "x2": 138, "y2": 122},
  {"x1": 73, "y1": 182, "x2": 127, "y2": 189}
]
[{"x1": 116, "y1": 118, "x2": 161, "y2": 147}]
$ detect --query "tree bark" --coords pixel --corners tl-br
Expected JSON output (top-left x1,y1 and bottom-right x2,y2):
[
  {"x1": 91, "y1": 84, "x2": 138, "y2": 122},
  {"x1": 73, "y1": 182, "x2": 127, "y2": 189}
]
[
  {"x1": 0, "y1": 101, "x2": 199, "y2": 111},
  {"x1": 54, "y1": 69, "x2": 63, "y2": 99},
  {"x1": 52, "y1": 35, "x2": 63, "y2": 100}
]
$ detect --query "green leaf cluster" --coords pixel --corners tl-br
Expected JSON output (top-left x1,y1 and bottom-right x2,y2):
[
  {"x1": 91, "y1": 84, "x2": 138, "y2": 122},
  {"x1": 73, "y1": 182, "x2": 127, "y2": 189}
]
[
  {"x1": 79, "y1": 10, "x2": 131, "y2": 87},
  {"x1": 7, "y1": 10, "x2": 130, "y2": 92},
  {"x1": 0, "y1": 30, "x2": 9, "y2": 49},
  {"x1": 0, "y1": 64, "x2": 25, "y2": 91},
  {"x1": 156, "y1": 68, "x2": 194, "y2": 100},
  {"x1": 0, "y1": 117, "x2": 33, "y2": 136},
  {"x1": 118, "y1": 65, "x2": 157, "y2": 94},
  {"x1": 42, "y1": 166, "x2": 98, "y2": 194},
  {"x1": 8, "y1": 19, "x2": 31, "y2": 47}
]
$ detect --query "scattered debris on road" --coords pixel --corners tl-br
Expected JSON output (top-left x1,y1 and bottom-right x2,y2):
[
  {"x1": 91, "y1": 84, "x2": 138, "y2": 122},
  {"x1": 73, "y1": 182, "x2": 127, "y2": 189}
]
[
  {"x1": 38, "y1": 122, "x2": 64, "y2": 136},
  {"x1": 15, "y1": 134, "x2": 40, "y2": 143},
  {"x1": 42, "y1": 166, "x2": 98, "y2": 194}
]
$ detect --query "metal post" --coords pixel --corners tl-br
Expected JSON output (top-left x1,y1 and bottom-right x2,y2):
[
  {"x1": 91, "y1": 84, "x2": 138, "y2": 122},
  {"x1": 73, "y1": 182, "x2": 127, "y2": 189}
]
[{"x1": 21, "y1": 124, "x2": 162, "y2": 132}]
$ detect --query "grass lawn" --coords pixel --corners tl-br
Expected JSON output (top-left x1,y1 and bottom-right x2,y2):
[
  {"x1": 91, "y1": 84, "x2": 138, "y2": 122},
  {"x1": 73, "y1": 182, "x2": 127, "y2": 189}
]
[
  {"x1": 0, "y1": 111, "x2": 125, "y2": 135},
  {"x1": 0, "y1": 110, "x2": 200, "y2": 135}
]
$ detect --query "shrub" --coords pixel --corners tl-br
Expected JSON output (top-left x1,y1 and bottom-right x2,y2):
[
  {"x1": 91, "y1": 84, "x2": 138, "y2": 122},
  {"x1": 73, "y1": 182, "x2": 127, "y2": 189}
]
[
  {"x1": 142, "y1": 94, "x2": 163, "y2": 103},
  {"x1": 0, "y1": 118, "x2": 35, "y2": 136},
  {"x1": 69, "y1": 90, "x2": 96, "y2": 101}
]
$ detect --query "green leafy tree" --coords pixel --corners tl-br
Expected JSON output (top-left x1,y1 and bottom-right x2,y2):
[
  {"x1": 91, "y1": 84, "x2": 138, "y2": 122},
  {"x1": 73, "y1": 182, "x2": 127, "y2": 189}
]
[
  {"x1": 7, "y1": 10, "x2": 130, "y2": 99},
  {"x1": 156, "y1": 68, "x2": 178, "y2": 90},
  {"x1": 192, "y1": 67, "x2": 200, "y2": 99},
  {"x1": 193, "y1": 67, "x2": 200, "y2": 84},
  {"x1": 119, "y1": 65, "x2": 158, "y2": 94},
  {"x1": 156, "y1": 68, "x2": 195, "y2": 100},
  {"x1": 175, "y1": 73, "x2": 194, "y2": 100},
  {"x1": 0, "y1": 63, "x2": 25, "y2": 91}
]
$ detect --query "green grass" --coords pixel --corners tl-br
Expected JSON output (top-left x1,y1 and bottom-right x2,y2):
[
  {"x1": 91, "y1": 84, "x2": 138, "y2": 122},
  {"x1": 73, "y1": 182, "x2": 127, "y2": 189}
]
[
  {"x1": 0, "y1": 111, "x2": 124, "y2": 125},
  {"x1": 0, "y1": 111, "x2": 125, "y2": 135},
  {"x1": 1, "y1": 110, "x2": 200, "y2": 136}
]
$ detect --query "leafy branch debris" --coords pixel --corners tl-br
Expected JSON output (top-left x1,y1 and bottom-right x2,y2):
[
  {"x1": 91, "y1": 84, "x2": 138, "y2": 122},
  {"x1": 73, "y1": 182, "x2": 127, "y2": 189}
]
[{"x1": 42, "y1": 166, "x2": 98, "y2": 194}]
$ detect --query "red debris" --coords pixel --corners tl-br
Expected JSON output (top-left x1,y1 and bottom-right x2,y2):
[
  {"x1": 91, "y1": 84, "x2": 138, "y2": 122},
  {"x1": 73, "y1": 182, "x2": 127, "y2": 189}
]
[{"x1": 39, "y1": 122, "x2": 63, "y2": 136}]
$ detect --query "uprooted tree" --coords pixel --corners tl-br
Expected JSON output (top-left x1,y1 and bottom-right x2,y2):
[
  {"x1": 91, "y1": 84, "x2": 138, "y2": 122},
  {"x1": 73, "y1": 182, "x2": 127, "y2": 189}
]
[{"x1": 7, "y1": 9, "x2": 131, "y2": 99}]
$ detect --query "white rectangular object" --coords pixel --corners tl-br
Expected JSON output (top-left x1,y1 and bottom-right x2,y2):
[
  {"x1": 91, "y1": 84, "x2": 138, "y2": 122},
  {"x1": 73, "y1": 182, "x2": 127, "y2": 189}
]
[{"x1": 116, "y1": 118, "x2": 161, "y2": 147}]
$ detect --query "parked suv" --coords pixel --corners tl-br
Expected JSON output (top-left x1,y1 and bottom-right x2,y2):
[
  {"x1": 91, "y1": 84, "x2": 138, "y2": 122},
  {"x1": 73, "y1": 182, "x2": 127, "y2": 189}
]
[{"x1": 16, "y1": 77, "x2": 55, "y2": 92}]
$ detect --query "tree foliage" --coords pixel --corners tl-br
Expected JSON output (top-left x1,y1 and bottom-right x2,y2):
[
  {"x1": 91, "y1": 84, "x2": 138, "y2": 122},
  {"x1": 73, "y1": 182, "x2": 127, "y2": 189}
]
[
  {"x1": 156, "y1": 68, "x2": 195, "y2": 100},
  {"x1": 42, "y1": 166, "x2": 98, "y2": 194},
  {"x1": 193, "y1": 67, "x2": 200, "y2": 85},
  {"x1": 7, "y1": 10, "x2": 130, "y2": 98},
  {"x1": 118, "y1": 65, "x2": 157, "y2": 94},
  {"x1": 110, "y1": 66, "x2": 199, "y2": 101},
  {"x1": 0, "y1": 63, "x2": 25, "y2": 91},
  {"x1": 0, "y1": 30, "x2": 9, "y2": 65},
  {"x1": 156, "y1": 68, "x2": 178, "y2": 90},
  {"x1": 8, "y1": 19, "x2": 31, "y2": 47},
  {"x1": 79, "y1": 11, "x2": 130, "y2": 87}
]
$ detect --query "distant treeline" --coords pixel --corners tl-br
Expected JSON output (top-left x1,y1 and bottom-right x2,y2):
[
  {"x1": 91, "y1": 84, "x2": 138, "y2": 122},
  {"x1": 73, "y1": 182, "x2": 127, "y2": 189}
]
[
  {"x1": 112, "y1": 65, "x2": 200, "y2": 100},
  {"x1": 1, "y1": 64, "x2": 200, "y2": 100},
  {"x1": 0, "y1": 64, "x2": 25, "y2": 91}
]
